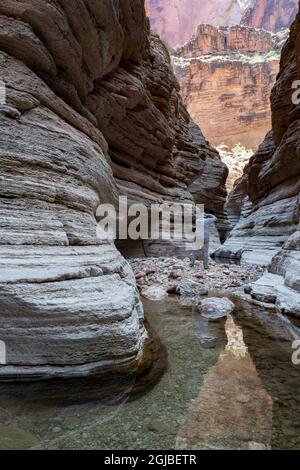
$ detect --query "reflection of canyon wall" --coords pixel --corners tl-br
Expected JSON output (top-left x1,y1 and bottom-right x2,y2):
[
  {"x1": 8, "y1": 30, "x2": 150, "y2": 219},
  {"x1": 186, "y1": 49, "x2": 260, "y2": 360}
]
[
  {"x1": 216, "y1": 10, "x2": 300, "y2": 316},
  {"x1": 145, "y1": 0, "x2": 298, "y2": 47},
  {"x1": 242, "y1": 0, "x2": 299, "y2": 33},
  {"x1": 173, "y1": 25, "x2": 282, "y2": 149},
  {"x1": 0, "y1": 0, "x2": 227, "y2": 380},
  {"x1": 176, "y1": 315, "x2": 273, "y2": 450}
]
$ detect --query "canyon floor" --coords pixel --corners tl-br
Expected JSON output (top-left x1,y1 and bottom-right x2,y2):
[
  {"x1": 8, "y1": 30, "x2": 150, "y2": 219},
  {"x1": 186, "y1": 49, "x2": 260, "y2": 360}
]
[{"x1": 130, "y1": 256, "x2": 263, "y2": 299}]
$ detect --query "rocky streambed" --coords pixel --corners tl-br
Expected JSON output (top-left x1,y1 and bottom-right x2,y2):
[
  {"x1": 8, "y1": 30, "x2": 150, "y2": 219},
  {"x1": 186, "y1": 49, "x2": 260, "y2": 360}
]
[{"x1": 130, "y1": 256, "x2": 264, "y2": 299}]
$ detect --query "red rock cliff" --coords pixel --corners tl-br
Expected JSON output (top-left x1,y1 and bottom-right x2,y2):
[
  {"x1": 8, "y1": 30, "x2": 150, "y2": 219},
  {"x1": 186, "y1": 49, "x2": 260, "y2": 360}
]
[
  {"x1": 242, "y1": 0, "x2": 298, "y2": 32},
  {"x1": 146, "y1": 0, "x2": 298, "y2": 48},
  {"x1": 145, "y1": 0, "x2": 247, "y2": 47},
  {"x1": 173, "y1": 25, "x2": 283, "y2": 149}
]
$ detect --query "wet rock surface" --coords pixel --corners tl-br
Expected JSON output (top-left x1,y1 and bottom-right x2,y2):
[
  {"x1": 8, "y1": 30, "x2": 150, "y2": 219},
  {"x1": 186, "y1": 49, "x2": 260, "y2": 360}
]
[{"x1": 198, "y1": 298, "x2": 235, "y2": 321}]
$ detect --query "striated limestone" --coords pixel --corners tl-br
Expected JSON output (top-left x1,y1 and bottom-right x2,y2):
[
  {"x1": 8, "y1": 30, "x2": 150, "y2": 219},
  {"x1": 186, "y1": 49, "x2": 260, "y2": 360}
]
[
  {"x1": 0, "y1": 1, "x2": 227, "y2": 381},
  {"x1": 0, "y1": 245, "x2": 145, "y2": 380},
  {"x1": 187, "y1": 122, "x2": 229, "y2": 240},
  {"x1": 0, "y1": 0, "x2": 147, "y2": 381}
]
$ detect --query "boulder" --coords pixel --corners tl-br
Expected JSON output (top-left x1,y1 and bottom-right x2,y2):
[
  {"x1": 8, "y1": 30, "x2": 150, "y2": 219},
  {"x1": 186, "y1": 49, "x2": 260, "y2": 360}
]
[
  {"x1": 198, "y1": 297, "x2": 235, "y2": 321},
  {"x1": 176, "y1": 282, "x2": 209, "y2": 298},
  {"x1": 141, "y1": 286, "x2": 168, "y2": 301}
]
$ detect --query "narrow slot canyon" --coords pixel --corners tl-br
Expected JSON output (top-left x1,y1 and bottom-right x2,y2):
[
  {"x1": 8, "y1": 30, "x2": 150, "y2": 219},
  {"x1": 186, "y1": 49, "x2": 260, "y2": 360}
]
[{"x1": 0, "y1": 0, "x2": 299, "y2": 452}]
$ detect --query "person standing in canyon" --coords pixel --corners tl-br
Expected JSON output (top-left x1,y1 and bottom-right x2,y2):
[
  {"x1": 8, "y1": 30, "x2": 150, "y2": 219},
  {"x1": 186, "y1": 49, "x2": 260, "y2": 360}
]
[{"x1": 190, "y1": 213, "x2": 217, "y2": 269}]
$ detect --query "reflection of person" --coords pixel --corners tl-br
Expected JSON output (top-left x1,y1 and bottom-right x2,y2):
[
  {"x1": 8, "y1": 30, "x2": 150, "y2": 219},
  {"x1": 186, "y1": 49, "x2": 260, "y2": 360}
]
[{"x1": 190, "y1": 213, "x2": 217, "y2": 269}]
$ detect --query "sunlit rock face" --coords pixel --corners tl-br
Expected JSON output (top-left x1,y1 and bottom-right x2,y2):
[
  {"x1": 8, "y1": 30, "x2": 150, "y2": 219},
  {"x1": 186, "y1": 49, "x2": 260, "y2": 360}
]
[
  {"x1": 173, "y1": 25, "x2": 283, "y2": 150},
  {"x1": 146, "y1": 0, "x2": 298, "y2": 48},
  {"x1": 0, "y1": 0, "x2": 227, "y2": 381},
  {"x1": 215, "y1": 9, "x2": 300, "y2": 315},
  {"x1": 145, "y1": 0, "x2": 249, "y2": 48},
  {"x1": 242, "y1": 0, "x2": 298, "y2": 33}
]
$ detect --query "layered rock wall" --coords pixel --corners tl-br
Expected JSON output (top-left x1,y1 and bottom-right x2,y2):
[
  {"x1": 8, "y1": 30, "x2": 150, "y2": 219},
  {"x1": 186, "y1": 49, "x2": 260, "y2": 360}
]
[
  {"x1": 0, "y1": 0, "x2": 148, "y2": 381},
  {"x1": 173, "y1": 25, "x2": 282, "y2": 149},
  {"x1": 145, "y1": 0, "x2": 246, "y2": 47},
  {"x1": 216, "y1": 10, "x2": 300, "y2": 316},
  {"x1": 242, "y1": 0, "x2": 299, "y2": 33},
  {"x1": 0, "y1": 1, "x2": 227, "y2": 380},
  {"x1": 146, "y1": 0, "x2": 298, "y2": 48}
]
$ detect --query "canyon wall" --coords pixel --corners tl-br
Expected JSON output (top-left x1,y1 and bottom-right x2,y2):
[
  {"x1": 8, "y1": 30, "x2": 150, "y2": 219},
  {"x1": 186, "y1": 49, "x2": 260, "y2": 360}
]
[
  {"x1": 0, "y1": 1, "x2": 227, "y2": 380},
  {"x1": 242, "y1": 0, "x2": 299, "y2": 33},
  {"x1": 216, "y1": 9, "x2": 300, "y2": 316},
  {"x1": 145, "y1": 0, "x2": 246, "y2": 47},
  {"x1": 173, "y1": 25, "x2": 282, "y2": 149},
  {"x1": 0, "y1": 0, "x2": 227, "y2": 381},
  {"x1": 146, "y1": 0, "x2": 298, "y2": 47}
]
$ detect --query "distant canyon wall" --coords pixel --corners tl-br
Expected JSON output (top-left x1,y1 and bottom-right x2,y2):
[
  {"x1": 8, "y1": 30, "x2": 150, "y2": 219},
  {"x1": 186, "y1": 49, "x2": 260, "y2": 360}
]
[
  {"x1": 173, "y1": 25, "x2": 283, "y2": 149},
  {"x1": 145, "y1": 0, "x2": 298, "y2": 47},
  {"x1": 241, "y1": 0, "x2": 299, "y2": 33},
  {"x1": 145, "y1": 0, "x2": 245, "y2": 47}
]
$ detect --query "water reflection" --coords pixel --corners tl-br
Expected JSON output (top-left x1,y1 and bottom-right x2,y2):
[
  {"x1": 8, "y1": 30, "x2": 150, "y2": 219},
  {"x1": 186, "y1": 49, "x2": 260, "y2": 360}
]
[
  {"x1": 176, "y1": 315, "x2": 273, "y2": 450},
  {"x1": 234, "y1": 298, "x2": 300, "y2": 450},
  {"x1": 0, "y1": 296, "x2": 299, "y2": 449}
]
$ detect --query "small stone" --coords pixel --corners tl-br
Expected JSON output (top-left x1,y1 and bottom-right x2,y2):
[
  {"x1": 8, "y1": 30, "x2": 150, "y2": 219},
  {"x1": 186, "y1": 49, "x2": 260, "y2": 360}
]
[
  {"x1": 177, "y1": 281, "x2": 209, "y2": 297},
  {"x1": 198, "y1": 297, "x2": 235, "y2": 321},
  {"x1": 145, "y1": 269, "x2": 156, "y2": 276},
  {"x1": 167, "y1": 284, "x2": 178, "y2": 294},
  {"x1": 168, "y1": 270, "x2": 182, "y2": 279},
  {"x1": 141, "y1": 285, "x2": 168, "y2": 301},
  {"x1": 251, "y1": 292, "x2": 277, "y2": 304},
  {"x1": 145, "y1": 419, "x2": 170, "y2": 434},
  {"x1": 135, "y1": 271, "x2": 146, "y2": 279},
  {"x1": 248, "y1": 442, "x2": 268, "y2": 450},
  {"x1": 52, "y1": 427, "x2": 61, "y2": 433},
  {"x1": 199, "y1": 334, "x2": 217, "y2": 349},
  {"x1": 195, "y1": 273, "x2": 204, "y2": 279}
]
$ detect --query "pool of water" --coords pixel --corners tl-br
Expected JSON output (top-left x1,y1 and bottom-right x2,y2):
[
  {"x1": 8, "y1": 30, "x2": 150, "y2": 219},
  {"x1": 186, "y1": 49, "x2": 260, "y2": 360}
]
[{"x1": 0, "y1": 296, "x2": 299, "y2": 450}]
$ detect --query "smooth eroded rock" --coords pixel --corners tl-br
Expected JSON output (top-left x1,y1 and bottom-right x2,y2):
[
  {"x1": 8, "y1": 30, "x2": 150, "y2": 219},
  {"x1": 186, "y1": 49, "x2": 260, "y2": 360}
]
[{"x1": 198, "y1": 297, "x2": 235, "y2": 321}]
